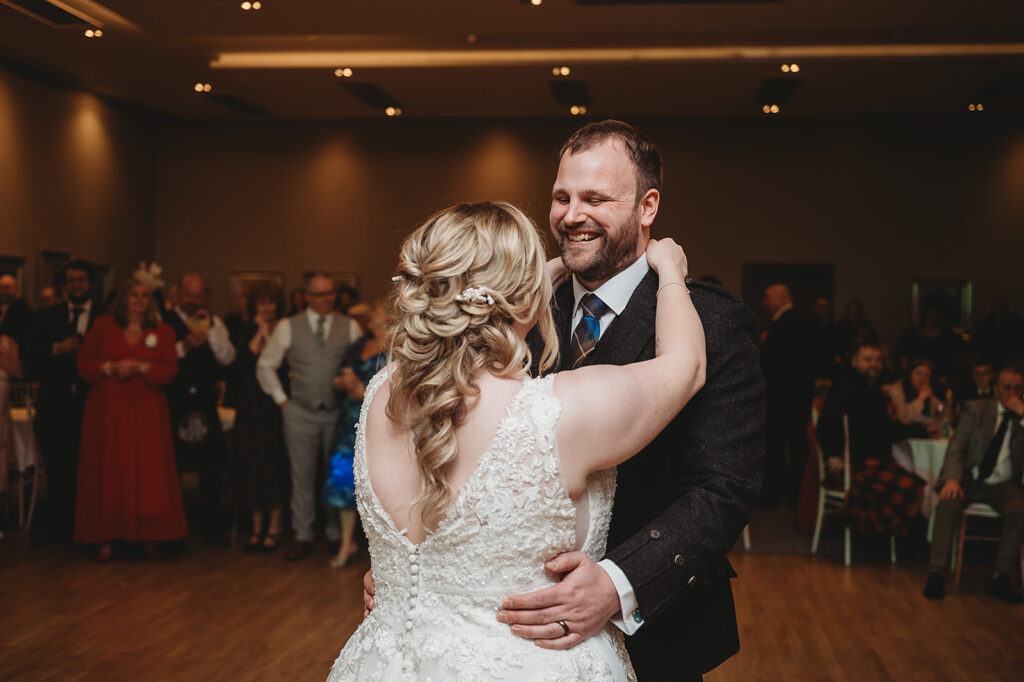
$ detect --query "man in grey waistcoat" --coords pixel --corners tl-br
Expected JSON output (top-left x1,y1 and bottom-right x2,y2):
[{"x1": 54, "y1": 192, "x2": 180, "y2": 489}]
[{"x1": 257, "y1": 270, "x2": 361, "y2": 561}]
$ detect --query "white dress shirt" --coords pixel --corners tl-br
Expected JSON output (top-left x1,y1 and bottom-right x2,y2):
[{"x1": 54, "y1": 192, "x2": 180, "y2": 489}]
[
  {"x1": 256, "y1": 308, "x2": 362, "y2": 406},
  {"x1": 980, "y1": 402, "x2": 1023, "y2": 485},
  {"x1": 69, "y1": 299, "x2": 92, "y2": 336},
  {"x1": 173, "y1": 307, "x2": 236, "y2": 366},
  {"x1": 570, "y1": 253, "x2": 649, "y2": 636}
]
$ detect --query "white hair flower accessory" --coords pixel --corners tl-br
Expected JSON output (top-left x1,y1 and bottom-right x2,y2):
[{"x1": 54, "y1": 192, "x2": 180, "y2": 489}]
[
  {"x1": 455, "y1": 286, "x2": 495, "y2": 306},
  {"x1": 133, "y1": 261, "x2": 165, "y2": 292}
]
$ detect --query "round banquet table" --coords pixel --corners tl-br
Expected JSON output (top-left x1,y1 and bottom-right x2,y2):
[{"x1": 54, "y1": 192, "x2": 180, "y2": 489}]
[{"x1": 892, "y1": 437, "x2": 949, "y2": 540}]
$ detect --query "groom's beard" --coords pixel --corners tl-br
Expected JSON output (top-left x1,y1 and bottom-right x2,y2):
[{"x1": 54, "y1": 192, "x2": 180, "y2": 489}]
[{"x1": 557, "y1": 210, "x2": 642, "y2": 286}]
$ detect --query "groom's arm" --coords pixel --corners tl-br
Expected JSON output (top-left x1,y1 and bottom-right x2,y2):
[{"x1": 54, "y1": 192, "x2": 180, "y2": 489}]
[{"x1": 605, "y1": 292, "x2": 764, "y2": 625}]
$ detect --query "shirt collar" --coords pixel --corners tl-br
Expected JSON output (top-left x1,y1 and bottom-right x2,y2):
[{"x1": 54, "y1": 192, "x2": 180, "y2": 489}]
[
  {"x1": 306, "y1": 307, "x2": 328, "y2": 325},
  {"x1": 69, "y1": 300, "x2": 92, "y2": 311},
  {"x1": 571, "y1": 253, "x2": 650, "y2": 317},
  {"x1": 772, "y1": 302, "x2": 794, "y2": 322}
]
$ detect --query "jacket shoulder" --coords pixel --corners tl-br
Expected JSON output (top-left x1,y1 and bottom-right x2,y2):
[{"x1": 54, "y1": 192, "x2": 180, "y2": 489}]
[{"x1": 687, "y1": 280, "x2": 758, "y2": 341}]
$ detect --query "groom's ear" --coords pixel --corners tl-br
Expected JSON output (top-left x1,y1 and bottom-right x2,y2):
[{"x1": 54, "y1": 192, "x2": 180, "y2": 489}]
[{"x1": 638, "y1": 189, "x2": 659, "y2": 232}]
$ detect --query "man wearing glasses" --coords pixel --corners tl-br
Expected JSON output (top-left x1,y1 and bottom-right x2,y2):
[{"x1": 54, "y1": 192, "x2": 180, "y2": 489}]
[{"x1": 258, "y1": 270, "x2": 360, "y2": 561}]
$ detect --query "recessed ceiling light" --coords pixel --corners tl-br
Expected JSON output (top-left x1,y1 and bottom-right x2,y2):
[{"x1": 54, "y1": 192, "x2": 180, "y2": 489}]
[
  {"x1": 531, "y1": 0, "x2": 542, "y2": 5},
  {"x1": 241, "y1": 1, "x2": 251, "y2": 8},
  {"x1": 194, "y1": 82, "x2": 212, "y2": 93},
  {"x1": 552, "y1": 66, "x2": 571, "y2": 76},
  {"x1": 334, "y1": 67, "x2": 353, "y2": 78},
  {"x1": 253, "y1": 1, "x2": 262, "y2": 8},
  {"x1": 569, "y1": 105, "x2": 587, "y2": 116},
  {"x1": 781, "y1": 63, "x2": 799, "y2": 73},
  {"x1": 762, "y1": 104, "x2": 780, "y2": 114},
  {"x1": 968, "y1": 103, "x2": 984, "y2": 111},
  {"x1": 385, "y1": 106, "x2": 402, "y2": 117},
  {"x1": 84, "y1": 28, "x2": 102, "y2": 38}
]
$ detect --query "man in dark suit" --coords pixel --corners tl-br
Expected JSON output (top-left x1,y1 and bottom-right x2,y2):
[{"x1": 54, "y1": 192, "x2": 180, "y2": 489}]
[
  {"x1": 499, "y1": 121, "x2": 765, "y2": 680},
  {"x1": 957, "y1": 359, "x2": 995, "y2": 407},
  {"x1": 924, "y1": 365, "x2": 1024, "y2": 603},
  {"x1": 28, "y1": 260, "x2": 99, "y2": 543},
  {"x1": 759, "y1": 283, "x2": 815, "y2": 507}
]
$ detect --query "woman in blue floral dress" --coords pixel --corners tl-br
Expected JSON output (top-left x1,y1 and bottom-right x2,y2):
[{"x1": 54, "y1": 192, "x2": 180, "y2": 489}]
[{"x1": 324, "y1": 302, "x2": 387, "y2": 567}]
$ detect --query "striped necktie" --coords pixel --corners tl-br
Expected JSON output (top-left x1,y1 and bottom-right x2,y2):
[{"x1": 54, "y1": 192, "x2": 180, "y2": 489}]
[{"x1": 571, "y1": 293, "x2": 610, "y2": 368}]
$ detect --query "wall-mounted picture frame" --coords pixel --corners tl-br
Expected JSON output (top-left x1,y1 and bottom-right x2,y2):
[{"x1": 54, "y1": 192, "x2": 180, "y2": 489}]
[
  {"x1": 911, "y1": 277, "x2": 973, "y2": 331},
  {"x1": 230, "y1": 270, "x2": 286, "y2": 309},
  {"x1": 328, "y1": 271, "x2": 359, "y2": 292}
]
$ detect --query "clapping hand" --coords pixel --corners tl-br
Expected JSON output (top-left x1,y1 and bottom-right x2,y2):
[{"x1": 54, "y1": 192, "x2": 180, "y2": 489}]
[{"x1": 54, "y1": 336, "x2": 82, "y2": 355}]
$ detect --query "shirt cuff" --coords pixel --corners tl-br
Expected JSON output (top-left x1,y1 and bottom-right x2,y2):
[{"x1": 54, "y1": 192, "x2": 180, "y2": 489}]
[
  {"x1": 272, "y1": 388, "x2": 288, "y2": 406},
  {"x1": 175, "y1": 340, "x2": 187, "y2": 359},
  {"x1": 597, "y1": 559, "x2": 644, "y2": 635}
]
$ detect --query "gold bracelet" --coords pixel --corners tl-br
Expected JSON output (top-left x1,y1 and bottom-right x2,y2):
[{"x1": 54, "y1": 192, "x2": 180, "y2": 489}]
[{"x1": 657, "y1": 281, "x2": 690, "y2": 295}]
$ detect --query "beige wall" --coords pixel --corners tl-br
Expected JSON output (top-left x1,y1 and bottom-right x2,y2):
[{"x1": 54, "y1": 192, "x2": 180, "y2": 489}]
[
  {"x1": 154, "y1": 117, "x2": 1024, "y2": 349},
  {"x1": 0, "y1": 66, "x2": 155, "y2": 302}
]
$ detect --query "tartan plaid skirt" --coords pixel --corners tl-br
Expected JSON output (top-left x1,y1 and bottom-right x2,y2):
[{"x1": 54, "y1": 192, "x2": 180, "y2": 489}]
[{"x1": 846, "y1": 459, "x2": 926, "y2": 535}]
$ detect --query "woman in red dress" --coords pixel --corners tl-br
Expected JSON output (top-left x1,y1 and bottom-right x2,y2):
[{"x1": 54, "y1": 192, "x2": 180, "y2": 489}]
[{"x1": 75, "y1": 273, "x2": 187, "y2": 561}]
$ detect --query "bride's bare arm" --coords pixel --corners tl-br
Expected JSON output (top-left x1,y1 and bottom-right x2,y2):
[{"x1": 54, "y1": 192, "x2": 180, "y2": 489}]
[{"x1": 554, "y1": 238, "x2": 706, "y2": 493}]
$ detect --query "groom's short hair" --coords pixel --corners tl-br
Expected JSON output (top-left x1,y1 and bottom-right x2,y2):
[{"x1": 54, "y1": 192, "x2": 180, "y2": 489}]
[{"x1": 558, "y1": 120, "x2": 663, "y2": 201}]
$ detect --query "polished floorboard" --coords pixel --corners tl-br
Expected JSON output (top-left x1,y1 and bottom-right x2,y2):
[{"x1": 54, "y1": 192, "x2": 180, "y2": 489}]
[{"x1": 1, "y1": 536, "x2": 1021, "y2": 681}]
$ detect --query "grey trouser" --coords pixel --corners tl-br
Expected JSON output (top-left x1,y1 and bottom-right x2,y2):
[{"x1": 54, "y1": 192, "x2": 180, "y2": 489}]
[
  {"x1": 929, "y1": 480, "x2": 1024, "y2": 576},
  {"x1": 282, "y1": 401, "x2": 340, "y2": 542}
]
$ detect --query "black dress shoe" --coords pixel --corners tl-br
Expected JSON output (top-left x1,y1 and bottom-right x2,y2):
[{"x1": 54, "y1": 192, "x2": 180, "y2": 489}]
[
  {"x1": 923, "y1": 571, "x2": 945, "y2": 600},
  {"x1": 985, "y1": 574, "x2": 1023, "y2": 604},
  {"x1": 285, "y1": 541, "x2": 314, "y2": 562}
]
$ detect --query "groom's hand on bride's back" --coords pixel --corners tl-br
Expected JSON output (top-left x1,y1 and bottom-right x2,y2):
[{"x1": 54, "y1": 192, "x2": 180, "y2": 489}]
[
  {"x1": 362, "y1": 570, "x2": 375, "y2": 618},
  {"x1": 496, "y1": 552, "x2": 619, "y2": 650}
]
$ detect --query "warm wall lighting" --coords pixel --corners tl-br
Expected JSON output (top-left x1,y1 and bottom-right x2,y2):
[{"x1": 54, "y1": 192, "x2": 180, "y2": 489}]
[
  {"x1": 194, "y1": 82, "x2": 212, "y2": 93},
  {"x1": 762, "y1": 104, "x2": 780, "y2": 114},
  {"x1": 241, "y1": 1, "x2": 262, "y2": 9},
  {"x1": 530, "y1": 0, "x2": 542, "y2": 5},
  {"x1": 385, "y1": 106, "x2": 402, "y2": 117},
  {"x1": 84, "y1": 29, "x2": 102, "y2": 38},
  {"x1": 968, "y1": 103, "x2": 984, "y2": 111},
  {"x1": 781, "y1": 63, "x2": 799, "y2": 73},
  {"x1": 569, "y1": 105, "x2": 587, "y2": 116},
  {"x1": 334, "y1": 67, "x2": 353, "y2": 78},
  {"x1": 552, "y1": 66, "x2": 571, "y2": 76}
]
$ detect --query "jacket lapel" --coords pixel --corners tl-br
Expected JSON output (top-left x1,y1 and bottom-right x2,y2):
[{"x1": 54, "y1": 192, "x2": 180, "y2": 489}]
[
  {"x1": 583, "y1": 268, "x2": 657, "y2": 368},
  {"x1": 970, "y1": 400, "x2": 1000, "y2": 469},
  {"x1": 553, "y1": 281, "x2": 576, "y2": 372}
]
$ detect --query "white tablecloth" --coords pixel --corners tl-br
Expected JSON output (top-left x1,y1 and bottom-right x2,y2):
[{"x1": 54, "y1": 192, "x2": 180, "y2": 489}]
[{"x1": 892, "y1": 438, "x2": 948, "y2": 519}]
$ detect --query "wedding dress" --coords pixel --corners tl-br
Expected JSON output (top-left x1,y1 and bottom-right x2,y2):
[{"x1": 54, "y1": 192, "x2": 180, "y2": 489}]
[{"x1": 328, "y1": 371, "x2": 635, "y2": 681}]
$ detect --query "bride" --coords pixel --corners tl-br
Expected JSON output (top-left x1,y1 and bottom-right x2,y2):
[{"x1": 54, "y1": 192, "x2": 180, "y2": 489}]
[{"x1": 328, "y1": 201, "x2": 705, "y2": 681}]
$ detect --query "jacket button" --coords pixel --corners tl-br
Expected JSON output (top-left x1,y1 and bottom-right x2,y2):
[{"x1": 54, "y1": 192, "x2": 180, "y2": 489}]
[
  {"x1": 687, "y1": 575, "x2": 697, "y2": 587},
  {"x1": 674, "y1": 555, "x2": 685, "y2": 567},
  {"x1": 649, "y1": 529, "x2": 661, "y2": 540}
]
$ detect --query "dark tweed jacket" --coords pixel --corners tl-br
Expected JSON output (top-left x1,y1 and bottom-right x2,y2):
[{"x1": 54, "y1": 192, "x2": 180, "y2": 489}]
[{"x1": 531, "y1": 270, "x2": 765, "y2": 680}]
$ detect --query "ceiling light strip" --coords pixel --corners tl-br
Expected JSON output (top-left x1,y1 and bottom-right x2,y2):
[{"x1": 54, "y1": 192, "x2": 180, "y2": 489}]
[{"x1": 211, "y1": 43, "x2": 1024, "y2": 69}]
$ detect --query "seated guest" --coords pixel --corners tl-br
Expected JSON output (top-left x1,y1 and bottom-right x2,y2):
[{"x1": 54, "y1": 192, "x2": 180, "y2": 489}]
[
  {"x1": 924, "y1": 365, "x2": 1024, "y2": 603},
  {"x1": 958, "y1": 359, "x2": 995, "y2": 406},
  {"x1": 886, "y1": 359, "x2": 952, "y2": 434},
  {"x1": 228, "y1": 283, "x2": 290, "y2": 553},
  {"x1": 165, "y1": 272, "x2": 236, "y2": 545},
  {"x1": 75, "y1": 271, "x2": 186, "y2": 562},
  {"x1": 816, "y1": 341, "x2": 925, "y2": 536}
]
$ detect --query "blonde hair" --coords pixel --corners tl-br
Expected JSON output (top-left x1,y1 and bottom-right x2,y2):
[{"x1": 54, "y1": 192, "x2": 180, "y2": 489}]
[{"x1": 387, "y1": 201, "x2": 559, "y2": 526}]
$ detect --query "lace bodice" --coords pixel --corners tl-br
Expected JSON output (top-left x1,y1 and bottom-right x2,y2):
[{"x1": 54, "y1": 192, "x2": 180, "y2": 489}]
[{"x1": 328, "y1": 371, "x2": 632, "y2": 681}]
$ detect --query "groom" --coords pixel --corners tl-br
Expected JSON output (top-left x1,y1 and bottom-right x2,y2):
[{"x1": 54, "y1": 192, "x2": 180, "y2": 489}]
[{"x1": 500, "y1": 120, "x2": 765, "y2": 681}]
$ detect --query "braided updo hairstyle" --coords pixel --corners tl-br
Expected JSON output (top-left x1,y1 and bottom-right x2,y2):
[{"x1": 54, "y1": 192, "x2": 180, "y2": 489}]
[{"x1": 387, "y1": 201, "x2": 559, "y2": 526}]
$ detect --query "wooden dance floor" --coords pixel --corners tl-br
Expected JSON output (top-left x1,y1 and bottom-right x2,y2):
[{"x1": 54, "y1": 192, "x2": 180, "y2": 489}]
[{"x1": 1, "y1": 539, "x2": 1021, "y2": 681}]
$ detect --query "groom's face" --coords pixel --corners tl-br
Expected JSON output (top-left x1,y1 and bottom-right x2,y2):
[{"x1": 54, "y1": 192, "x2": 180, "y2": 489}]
[{"x1": 550, "y1": 139, "x2": 648, "y2": 290}]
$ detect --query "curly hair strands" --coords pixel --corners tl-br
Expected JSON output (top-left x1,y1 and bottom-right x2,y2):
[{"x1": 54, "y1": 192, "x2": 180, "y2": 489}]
[{"x1": 386, "y1": 201, "x2": 559, "y2": 527}]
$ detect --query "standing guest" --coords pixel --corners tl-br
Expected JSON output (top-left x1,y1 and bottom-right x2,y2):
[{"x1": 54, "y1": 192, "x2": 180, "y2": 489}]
[
  {"x1": 895, "y1": 303, "x2": 961, "y2": 379},
  {"x1": 834, "y1": 299, "x2": 879, "y2": 360},
  {"x1": 75, "y1": 271, "x2": 186, "y2": 562},
  {"x1": 39, "y1": 286, "x2": 59, "y2": 308},
  {"x1": 816, "y1": 341, "x2": 925, "y2": 536},
  {"x1": 28, "y1": 260, "x2": 100, "y2": 544},
  {"x1": 0, "y1": 334, "x2": 24, "y2": 496},
  {"x1": 324, "y1": 301, "x2": 387, "y2": 568},
  {"x1": 972, "y1": 295, "x2": 1024, "y2": 370},
  {"x1": 287, "y1": 287, "x2": 306, "y2": 316},
  {"x1": 886, "y1": 358, "x2": 952, "y2": 434},
  {"x1": 0, "y1": 273, "x2": 34, "y2": 346},
  {"x1": 811, "y1": 295, "x2": 840, "y2": 380},
  {"x1": 228, "y1": 283, "x2": 290, "y2": 553},
  {"x1": 221, "y1": 292, "x2": 252, "y2": 409},
  {"x1": 257, "y1": 271, "x2": 360, "y2": 562},
  {"x1": 165, "y1": 272, "x2": 236, "y2": 545},
  {"x1": 760, "y1": 282, "x2": 815, "y2": 507},
  {"x1": 924, "y1": 365, "x2": 1024, "y2": 603}
]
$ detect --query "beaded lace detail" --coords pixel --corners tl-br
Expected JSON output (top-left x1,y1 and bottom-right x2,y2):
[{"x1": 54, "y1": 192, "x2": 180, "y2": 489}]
[{"x1": 328, "y1": 371, "x2": 633, "y2": 681}]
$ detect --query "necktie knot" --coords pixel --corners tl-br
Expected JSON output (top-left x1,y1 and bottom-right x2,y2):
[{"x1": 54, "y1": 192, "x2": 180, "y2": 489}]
[{"x1": 580, "y1": 293, "x2": 609, "y2": 321}]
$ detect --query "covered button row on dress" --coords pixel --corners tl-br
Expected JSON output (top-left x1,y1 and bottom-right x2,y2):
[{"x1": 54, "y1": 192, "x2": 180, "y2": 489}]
[{"x1": 405, "y1": 546, "x2": 420, "y2": 632}]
